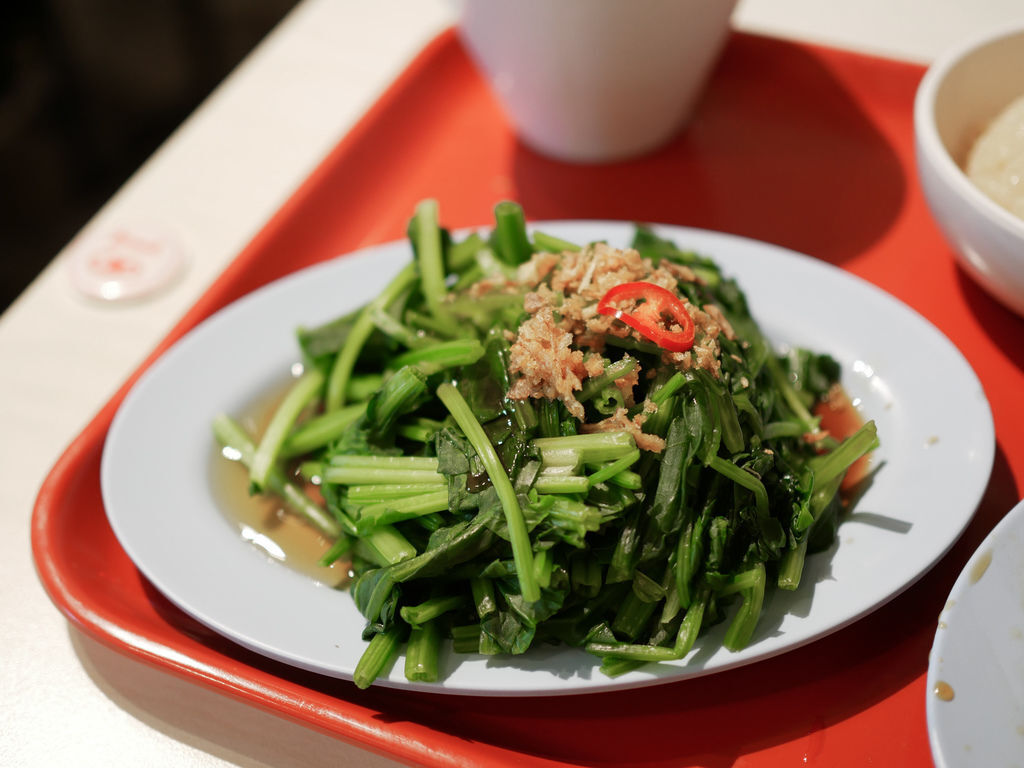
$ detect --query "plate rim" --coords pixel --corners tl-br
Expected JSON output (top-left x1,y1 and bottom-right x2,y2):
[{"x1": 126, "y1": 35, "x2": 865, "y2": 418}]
[
  {"x1": 101, "y1": 220, "x2": 996, "y2": 696},
  {"x1": 925, "y1": 497, "x2": 1024, "y2": 767}
]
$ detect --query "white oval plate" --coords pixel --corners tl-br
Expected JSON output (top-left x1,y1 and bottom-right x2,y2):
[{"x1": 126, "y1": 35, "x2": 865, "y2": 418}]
[
  {"x1": 927, "y1": 498, "x2": 1024, "y2": 766},
  {"x1": 102, "y1": 222, "x2": 995, "y2": 696}
]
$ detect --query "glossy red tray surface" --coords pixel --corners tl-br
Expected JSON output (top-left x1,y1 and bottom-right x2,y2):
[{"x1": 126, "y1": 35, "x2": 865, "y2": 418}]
[{"x1": 33, "y1": 28, "x2": 1024, "y2": 767}]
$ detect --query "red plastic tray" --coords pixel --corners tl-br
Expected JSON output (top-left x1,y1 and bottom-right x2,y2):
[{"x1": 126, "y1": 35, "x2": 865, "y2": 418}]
[{"x1": 33, "y1": 28, "x2": 1024, "y2": 767}]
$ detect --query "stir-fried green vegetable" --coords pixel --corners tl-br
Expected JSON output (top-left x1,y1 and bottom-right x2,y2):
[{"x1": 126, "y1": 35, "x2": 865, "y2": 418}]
[{"x1": 213, "y1": 200, "x2": 878, "y2": 688}]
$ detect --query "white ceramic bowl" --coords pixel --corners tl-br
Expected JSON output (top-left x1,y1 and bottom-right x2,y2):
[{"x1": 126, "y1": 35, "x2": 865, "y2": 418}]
[
  {"x1": 914, "y1": 23, "x2": 1024, "y2": 317},
  {"x1": 457, "y1": 0, "x2": 737, "y2": 163}
]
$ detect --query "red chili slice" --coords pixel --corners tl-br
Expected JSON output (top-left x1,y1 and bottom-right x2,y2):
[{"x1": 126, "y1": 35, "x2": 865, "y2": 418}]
[{"x1": 596, "y1": 281, "x2": 696, "y2": 352}]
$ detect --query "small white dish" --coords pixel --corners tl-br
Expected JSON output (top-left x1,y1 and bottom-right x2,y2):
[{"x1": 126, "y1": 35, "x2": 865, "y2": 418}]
[
  {"x1": 914, "y1": 22, "x2": 1024, "y2": 317},
  {"x1": 927, "y1": 498, "x2": 1024, "y2": 767},
  {"x1": 101, "y1": 222, "x2": 995, "y2": 695}
]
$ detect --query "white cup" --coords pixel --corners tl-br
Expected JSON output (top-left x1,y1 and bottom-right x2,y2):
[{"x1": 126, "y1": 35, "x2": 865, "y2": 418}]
[{"x1": 457, "y1": 0, "x2": 738, "y2": 163}]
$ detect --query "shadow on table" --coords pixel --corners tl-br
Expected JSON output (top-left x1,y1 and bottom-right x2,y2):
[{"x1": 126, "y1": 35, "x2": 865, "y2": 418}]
[
  {"x1": 505, "y1": 33, "x2": 909, "y2": 268},
  {"x1": 955, "y1": 266, "x2": 1024, "y2": 374},
  {"x1": 63, "y1": 437, "x2": 1018, "y2": 768}
]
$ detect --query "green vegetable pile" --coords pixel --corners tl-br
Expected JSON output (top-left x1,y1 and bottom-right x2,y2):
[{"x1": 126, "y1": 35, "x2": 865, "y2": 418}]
[{"x1": 213, "y1": 200, "x2": 878, "y2": 688}]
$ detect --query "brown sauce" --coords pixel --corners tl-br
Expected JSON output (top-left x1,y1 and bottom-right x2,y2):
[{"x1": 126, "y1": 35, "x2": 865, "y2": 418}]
[
  {"x1": 933, "y1": 680, "x2": 955, "y2": 702},
  {"x1": 208, "y1": 376, "x2": 351, "y2": 588}
]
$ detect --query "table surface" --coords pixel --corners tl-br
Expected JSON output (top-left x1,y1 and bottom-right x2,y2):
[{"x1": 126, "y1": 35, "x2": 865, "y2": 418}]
[{"x1": 4, "y1": 1, "x2": 1024, "y2": 766}]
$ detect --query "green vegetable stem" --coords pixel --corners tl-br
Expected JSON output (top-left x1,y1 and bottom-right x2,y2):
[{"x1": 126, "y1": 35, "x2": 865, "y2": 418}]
[{"x1": 213, "y1": 199, "x2": 879, "y2": 688}]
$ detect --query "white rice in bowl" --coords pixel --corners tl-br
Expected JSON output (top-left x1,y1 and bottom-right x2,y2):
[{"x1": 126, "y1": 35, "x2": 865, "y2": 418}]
[{"x1": 966, "y1": 94, "x2": 1024, "y2": 222}]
